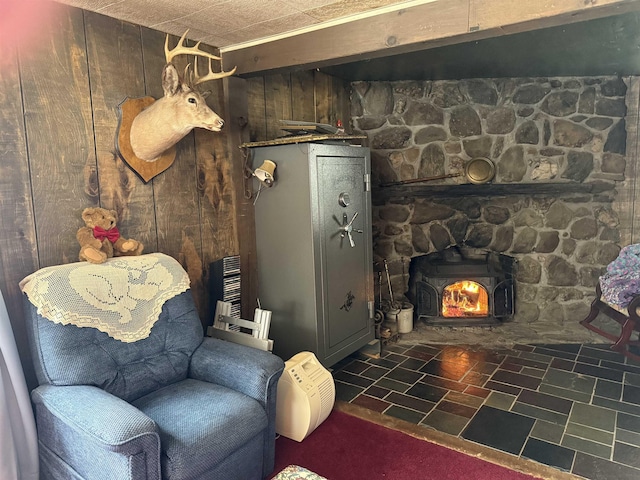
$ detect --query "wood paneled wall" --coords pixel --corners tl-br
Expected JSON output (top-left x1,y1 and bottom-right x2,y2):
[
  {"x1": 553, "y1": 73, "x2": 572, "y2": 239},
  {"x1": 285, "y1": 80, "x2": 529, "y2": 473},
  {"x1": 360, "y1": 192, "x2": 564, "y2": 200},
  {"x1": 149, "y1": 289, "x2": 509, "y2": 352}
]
[
  {"x1": 0, "y1": 7, "x2": 243, "y2": 386},
  {"x1": 245, "y1": 71, "x2": 351, "y2": 143},
  {"x1": 0, "y1": 4, "x2": 351, "y2": 388}
]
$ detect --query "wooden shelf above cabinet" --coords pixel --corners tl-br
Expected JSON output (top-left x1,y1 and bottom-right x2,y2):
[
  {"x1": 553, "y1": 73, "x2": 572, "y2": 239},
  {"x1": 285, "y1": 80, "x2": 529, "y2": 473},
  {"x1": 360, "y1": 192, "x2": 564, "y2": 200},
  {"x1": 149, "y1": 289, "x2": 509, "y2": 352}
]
[{"x1": 373, "y1": 182, "x2": 615, "y2": 200}]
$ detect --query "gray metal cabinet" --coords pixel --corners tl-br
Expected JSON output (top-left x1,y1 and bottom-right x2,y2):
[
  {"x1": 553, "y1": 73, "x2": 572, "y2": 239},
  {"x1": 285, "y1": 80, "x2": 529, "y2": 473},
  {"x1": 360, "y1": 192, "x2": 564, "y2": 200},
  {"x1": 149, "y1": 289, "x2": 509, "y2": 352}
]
[{"x1": 250, "y1": 142, "x2": 374, "y2": 366}]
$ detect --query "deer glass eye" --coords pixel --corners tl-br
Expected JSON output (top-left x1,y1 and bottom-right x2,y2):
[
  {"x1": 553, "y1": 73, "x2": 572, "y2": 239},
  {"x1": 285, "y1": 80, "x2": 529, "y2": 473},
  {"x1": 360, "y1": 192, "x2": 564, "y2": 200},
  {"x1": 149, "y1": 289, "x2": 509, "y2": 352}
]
[{"x1": 188, "y1": 97, "x2": 197, "y2": 104}]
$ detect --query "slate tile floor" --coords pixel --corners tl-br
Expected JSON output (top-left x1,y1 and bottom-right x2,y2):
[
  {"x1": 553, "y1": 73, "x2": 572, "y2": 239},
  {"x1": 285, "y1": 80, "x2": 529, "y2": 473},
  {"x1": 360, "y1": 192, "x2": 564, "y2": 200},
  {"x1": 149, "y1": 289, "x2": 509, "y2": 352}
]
[{"x1": 331, "y1": 343, "x2": 640, "y2": 479}]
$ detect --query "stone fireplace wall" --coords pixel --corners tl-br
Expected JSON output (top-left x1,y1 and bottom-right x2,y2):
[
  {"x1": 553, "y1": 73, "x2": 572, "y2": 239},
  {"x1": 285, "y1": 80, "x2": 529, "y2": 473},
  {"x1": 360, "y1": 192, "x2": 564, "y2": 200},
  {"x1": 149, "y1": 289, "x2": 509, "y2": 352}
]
[{"x1": 351, "y1": 76, "x2": 631, "y2": 329}]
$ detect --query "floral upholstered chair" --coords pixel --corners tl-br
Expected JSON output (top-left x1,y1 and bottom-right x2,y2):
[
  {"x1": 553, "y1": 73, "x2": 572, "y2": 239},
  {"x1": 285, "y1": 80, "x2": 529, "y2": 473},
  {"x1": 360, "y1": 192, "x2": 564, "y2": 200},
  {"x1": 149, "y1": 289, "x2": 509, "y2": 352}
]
[
  {"x1": 21, "y1": 253, "x2": 284, "y2": 480},
  {"x1": 580, "y1": 244, "x2": 640, "y2": 361}
]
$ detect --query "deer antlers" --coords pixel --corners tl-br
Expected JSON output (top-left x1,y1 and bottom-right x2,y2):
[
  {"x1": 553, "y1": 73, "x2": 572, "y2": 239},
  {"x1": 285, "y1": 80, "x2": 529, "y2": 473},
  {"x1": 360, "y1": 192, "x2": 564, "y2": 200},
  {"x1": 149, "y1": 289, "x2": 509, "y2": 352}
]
[{"x1": 164, "y1": 30, "x2": 237, "y2": 85}]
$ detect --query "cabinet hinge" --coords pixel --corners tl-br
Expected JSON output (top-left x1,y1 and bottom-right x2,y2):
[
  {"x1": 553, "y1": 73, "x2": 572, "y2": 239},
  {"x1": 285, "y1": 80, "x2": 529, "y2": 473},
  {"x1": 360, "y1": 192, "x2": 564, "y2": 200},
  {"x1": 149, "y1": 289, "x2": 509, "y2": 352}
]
[
  {"x1": 368, "y1": 301, "x2": 374, "y2": 319},
  {"x1": 364, "y1": 173, "x2": 371, "y2": 192}
]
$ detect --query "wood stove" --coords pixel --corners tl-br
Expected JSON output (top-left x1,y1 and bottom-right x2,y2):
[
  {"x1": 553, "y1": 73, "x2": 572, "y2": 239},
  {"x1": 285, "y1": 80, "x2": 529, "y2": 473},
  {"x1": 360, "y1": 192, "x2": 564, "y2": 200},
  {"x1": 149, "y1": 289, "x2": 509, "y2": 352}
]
[{"x1": 407, "y1": 247, "x2": 516, "y2": 326}]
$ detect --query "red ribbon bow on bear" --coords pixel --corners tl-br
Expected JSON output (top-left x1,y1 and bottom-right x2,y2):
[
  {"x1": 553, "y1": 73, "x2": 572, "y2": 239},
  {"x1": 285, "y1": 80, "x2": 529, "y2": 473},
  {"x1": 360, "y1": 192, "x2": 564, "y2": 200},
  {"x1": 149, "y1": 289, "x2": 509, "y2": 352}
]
[{"x1": 93, "y1": 226, "x2": 120, "y2": 243}]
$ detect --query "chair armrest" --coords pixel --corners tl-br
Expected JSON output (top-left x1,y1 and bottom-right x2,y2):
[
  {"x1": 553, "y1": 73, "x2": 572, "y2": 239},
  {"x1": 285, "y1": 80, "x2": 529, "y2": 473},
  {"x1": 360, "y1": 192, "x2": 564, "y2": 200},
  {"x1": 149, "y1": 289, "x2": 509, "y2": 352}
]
[
  {"x1": 32, "y1": 385, "x2": 161, "y2": 479},
  {"x1": 190, "y1": 338, "x2": 284, "y2": 478},
  {"x1": 31, "y1": 385, "x2": 160, "y2": 455},
  {"x1": 189, "y1": 337, "x2": 284, "y2": 406}
]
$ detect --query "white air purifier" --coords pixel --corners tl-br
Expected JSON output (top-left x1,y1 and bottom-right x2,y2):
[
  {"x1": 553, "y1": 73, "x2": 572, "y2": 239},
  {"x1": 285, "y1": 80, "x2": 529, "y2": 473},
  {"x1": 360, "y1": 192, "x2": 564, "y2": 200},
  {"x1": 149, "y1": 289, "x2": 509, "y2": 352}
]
[{"x1": 275, "y1": 351, "x2": 335, "y2": 442}]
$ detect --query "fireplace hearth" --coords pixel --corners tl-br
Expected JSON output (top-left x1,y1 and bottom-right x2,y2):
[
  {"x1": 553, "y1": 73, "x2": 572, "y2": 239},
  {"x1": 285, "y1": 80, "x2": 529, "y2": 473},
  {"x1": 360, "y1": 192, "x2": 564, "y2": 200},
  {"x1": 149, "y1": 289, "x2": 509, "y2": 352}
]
[{"x1": 407, "y1": 247, "x2": 516, "y2": 326}]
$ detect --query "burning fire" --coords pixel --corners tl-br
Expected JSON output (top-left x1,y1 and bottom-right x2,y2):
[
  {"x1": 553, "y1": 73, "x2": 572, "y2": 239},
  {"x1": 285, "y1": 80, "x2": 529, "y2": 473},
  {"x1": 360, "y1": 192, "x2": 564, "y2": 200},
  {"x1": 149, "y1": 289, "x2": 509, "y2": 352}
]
[{"x1": 442, "y1": 281, "x2": 489, "y2": 317}]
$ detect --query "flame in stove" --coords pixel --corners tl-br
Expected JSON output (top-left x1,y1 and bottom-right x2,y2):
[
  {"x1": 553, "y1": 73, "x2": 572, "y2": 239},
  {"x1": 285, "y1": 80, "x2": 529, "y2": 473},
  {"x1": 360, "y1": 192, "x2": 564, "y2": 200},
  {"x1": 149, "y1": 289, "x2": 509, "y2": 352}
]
[{"x1": 442, "y1": 280, "x2": 489, "y2": 318}]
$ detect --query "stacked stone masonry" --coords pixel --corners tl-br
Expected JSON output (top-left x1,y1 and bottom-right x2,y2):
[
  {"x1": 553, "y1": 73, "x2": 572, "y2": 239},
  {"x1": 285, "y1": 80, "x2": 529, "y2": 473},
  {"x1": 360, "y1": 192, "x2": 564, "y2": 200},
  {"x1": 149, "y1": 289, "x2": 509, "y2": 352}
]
[{"x1": 351, "y1": 76, "x2": 629, "y2": 326}]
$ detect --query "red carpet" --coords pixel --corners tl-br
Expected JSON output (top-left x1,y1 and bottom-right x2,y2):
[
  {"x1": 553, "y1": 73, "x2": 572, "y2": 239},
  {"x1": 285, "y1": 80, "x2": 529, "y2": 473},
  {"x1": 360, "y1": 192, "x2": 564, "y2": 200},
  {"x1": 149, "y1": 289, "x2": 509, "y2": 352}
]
[{"x1": 270, "y1": 409, "x2": 540, "y2": 480}]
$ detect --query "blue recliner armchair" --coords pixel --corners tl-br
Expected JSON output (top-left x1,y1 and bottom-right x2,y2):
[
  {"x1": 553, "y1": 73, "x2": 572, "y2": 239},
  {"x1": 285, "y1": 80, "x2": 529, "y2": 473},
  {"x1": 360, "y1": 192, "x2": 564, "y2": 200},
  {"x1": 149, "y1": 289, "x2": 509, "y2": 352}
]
[{"x1": 21, "y1": 254, "x2": 284, "y2": 480}]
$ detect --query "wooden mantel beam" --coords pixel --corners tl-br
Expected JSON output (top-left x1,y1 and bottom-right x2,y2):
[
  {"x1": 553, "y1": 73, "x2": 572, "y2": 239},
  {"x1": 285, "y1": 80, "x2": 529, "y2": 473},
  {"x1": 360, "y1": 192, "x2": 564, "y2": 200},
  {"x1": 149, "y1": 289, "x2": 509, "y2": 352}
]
[{"x1": 221, "y1": 0, "x2": 640, "y2": 77}]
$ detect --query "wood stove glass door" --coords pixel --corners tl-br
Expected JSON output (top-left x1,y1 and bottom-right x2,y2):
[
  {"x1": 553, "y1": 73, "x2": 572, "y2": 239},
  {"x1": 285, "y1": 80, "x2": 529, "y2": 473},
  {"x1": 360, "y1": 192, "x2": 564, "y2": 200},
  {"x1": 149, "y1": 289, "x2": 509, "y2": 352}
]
[{"x1": 442, "y1": 280, "x2": 489, "y2": 318}]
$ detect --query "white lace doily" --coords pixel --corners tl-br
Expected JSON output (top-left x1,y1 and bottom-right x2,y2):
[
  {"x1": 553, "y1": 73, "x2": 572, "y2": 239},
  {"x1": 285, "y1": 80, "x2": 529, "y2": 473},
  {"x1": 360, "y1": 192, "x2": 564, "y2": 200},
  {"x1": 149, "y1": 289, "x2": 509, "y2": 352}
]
[{"x1": 20, "y1": 253, "x2": 190, "y2": 343}]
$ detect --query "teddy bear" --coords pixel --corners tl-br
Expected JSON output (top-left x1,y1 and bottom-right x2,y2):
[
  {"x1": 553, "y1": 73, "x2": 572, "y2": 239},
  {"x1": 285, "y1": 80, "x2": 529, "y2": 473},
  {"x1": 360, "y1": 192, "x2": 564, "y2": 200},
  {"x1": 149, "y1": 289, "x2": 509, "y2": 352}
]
[{"x1": 77, "y1": 207, "x2": 144, "y2": 264}]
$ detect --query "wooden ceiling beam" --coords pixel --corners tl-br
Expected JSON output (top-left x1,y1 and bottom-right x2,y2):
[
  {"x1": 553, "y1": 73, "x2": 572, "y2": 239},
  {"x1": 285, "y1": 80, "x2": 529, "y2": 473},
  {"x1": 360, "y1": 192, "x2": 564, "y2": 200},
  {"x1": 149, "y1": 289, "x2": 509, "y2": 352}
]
[{"x1": 221, "y1": 0, "x2": 640, "y2": 77}]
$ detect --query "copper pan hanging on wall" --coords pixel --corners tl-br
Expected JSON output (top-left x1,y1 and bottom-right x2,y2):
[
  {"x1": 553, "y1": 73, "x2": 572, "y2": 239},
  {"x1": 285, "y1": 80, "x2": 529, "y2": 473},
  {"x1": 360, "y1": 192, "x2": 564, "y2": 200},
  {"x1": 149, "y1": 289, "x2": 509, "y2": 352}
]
[{"x1": 380, "y1": 158, "x2": 495, "y2": 187}]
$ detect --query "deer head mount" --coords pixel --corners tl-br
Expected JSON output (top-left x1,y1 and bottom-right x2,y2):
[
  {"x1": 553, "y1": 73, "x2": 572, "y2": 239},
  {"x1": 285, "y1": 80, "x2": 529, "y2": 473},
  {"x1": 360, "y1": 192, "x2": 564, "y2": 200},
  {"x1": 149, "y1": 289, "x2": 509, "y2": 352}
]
[{"x1": 116, "y1": 31, "x2": 236, "y2": 182}]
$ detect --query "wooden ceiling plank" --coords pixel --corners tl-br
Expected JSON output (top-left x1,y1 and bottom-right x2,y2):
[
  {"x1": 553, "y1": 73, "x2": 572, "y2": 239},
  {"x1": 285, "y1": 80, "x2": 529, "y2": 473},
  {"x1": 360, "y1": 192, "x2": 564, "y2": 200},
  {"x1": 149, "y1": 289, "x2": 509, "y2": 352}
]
[
  {"x1": 223, "y1": 0, "x2": 470, "y2": 75},
  {"x1": 471, "y1": 0, "x2": 634, "y2": 30},
  {"x1": 223, "y1": 0, "x2": 640, "y2": 76},
  {"x1": 473, "y1": 0, "x2": 640, "y2": 36}
]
